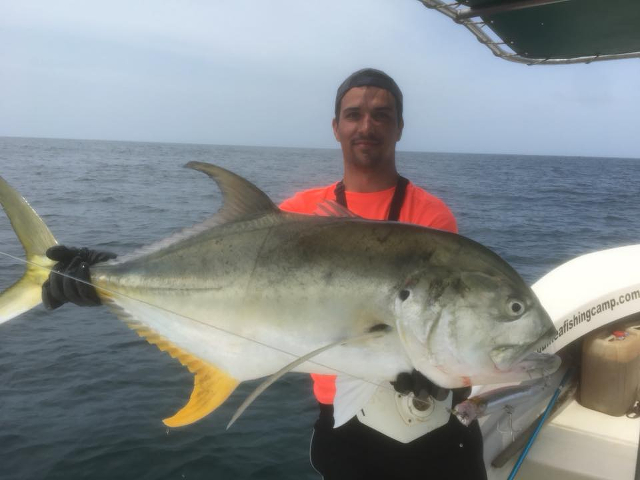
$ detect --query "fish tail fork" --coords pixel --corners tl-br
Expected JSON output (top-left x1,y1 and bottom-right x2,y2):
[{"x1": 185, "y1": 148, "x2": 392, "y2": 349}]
[{"x1": 0, "y1": 176, "x2": 58, "y2": 325}]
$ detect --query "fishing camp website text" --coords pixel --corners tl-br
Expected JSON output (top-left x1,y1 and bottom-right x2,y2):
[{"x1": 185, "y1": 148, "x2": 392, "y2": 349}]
[{"x1": 537, "y1": 288, "x2": 640, "y2": 351}]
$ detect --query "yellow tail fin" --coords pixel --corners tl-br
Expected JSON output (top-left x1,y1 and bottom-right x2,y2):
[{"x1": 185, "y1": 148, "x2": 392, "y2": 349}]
[{"x1": 0, "y1": 176, "x2": 58, "y2": 324}]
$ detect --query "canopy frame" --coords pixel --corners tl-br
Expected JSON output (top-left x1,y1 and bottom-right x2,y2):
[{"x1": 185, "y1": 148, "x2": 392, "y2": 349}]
[{"x1": 419, "y1": 0, "x2": 640, "y2": 65}]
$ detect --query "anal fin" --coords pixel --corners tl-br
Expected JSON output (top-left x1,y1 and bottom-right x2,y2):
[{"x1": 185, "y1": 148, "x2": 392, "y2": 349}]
[{"x1": 130, "y1": 325, "x2": 239, "y2": 427}]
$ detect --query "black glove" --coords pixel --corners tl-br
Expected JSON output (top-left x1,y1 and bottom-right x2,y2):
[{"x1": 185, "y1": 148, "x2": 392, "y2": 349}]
[
  {"x1": 42, "y1": 246, "x2": 117, "y2": 310},
  {"x1": 392, "y1": 369, "x2": 450, "y2": 401}
]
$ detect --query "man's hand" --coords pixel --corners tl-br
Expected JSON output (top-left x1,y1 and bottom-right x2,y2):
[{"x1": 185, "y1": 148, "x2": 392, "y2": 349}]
[
  {"x1": 392, "y1": 369, "x2": 450, "y2": 401},
  {"x1": 392, "y1": 370, "x2": 473, "y2": 406},
  {"x1": 41, "y1": 246, "x2": 117, "y2": 310}
]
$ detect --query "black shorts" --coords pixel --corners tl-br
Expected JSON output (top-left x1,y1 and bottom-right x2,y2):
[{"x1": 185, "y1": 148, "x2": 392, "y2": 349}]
[{"x1": 310, "y1": 404, "x2": 487, "y2": 480}]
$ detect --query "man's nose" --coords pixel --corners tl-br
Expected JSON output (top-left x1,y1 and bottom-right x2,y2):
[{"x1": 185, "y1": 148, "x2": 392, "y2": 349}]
[{"x1": 359, "y1": 114, "x2": 374, "y2": 135}]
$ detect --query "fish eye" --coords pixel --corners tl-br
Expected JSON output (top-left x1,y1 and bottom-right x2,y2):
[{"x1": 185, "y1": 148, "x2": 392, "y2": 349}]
[
  {"x1": 399, "y1": 289, "x2": 410, "y2": 301},
  {"x1": 506, "y1": 298, "x2": 525, "y2": 318}
]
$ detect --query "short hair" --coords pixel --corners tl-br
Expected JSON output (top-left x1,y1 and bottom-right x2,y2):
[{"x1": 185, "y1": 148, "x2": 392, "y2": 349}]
[{"x1": 335, "y1": 68, "x2": 403, "y2": 125}]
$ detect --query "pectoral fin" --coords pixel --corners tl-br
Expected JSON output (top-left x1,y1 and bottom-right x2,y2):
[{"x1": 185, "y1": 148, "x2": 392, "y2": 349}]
[
  {"x1": 130, "y1": 325, "x2": 239, "y2": 427},
  {"x1": 227, "y1": 325, "x2": 391, "y2": 428}
]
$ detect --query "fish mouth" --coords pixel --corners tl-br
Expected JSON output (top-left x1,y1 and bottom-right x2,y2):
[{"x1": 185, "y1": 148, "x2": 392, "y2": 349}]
[
  {"x1": 510, "y1": 351, "x2": 561, "y2": 377},
  {"x1": 490, "y1": 326, "x2": 558, "y2": 372},
  {"x1": 491, "y1": 347, "x2": 561, "y2": 376}
]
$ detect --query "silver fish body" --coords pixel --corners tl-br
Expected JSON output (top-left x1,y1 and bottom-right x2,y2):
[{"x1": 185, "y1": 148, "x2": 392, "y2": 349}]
[{"x1": 0, "y1": 162, "x2": 560, "y2": 426}]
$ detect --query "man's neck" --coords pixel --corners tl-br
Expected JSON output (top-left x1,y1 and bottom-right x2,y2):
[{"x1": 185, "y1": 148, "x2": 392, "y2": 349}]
[{"x1": 343, "y1": 165, "x2": 399, "y2": 193}]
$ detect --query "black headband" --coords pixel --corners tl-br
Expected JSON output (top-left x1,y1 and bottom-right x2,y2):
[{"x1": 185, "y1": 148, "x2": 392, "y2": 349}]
[{"x1": 335, "y1": 68, "x2": 403, "y2": 125}]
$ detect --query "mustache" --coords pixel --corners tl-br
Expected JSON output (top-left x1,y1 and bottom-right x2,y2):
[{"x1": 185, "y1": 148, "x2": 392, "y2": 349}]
[{"x1": 351, "y1": 135, "x2": 381, "y2": 144}]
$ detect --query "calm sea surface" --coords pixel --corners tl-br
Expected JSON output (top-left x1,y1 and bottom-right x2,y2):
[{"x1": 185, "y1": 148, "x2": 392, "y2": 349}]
[{"x1": 0, "y1": 137, "x2": 638, "y2": 479}]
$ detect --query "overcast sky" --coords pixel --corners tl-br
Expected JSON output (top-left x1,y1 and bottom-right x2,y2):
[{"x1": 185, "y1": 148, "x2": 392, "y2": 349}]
[{"x1": 1, "y1": 0, "x2": 638, "y2": 158}]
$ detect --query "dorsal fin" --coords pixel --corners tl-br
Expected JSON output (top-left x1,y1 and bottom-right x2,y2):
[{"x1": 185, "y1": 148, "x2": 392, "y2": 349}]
[
  {"x1": 113, "y1": 162, "x2": 281, "y2": 264},
  {"x1": 185, "y1": 162, "x2": 279, "y2": 222}
]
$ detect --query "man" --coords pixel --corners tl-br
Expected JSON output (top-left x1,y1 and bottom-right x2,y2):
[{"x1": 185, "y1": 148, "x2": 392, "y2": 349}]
[
  {"x1": 280, "y1": 69, "x2": 486, "y2": 479},
  {"x1": 42, "y1": 69, "x2": 487, "y2": 479}
]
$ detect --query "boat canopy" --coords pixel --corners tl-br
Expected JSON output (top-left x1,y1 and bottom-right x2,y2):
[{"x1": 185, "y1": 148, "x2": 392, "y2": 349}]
[{"x1": 419, "y1": 0, "x2": 640, "y2": 65}]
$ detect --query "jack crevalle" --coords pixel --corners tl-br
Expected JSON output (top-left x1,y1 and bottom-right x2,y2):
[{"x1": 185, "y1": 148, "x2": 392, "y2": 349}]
[{"x1": 0, "y1": 162, "x2": 559, "y2": 427}]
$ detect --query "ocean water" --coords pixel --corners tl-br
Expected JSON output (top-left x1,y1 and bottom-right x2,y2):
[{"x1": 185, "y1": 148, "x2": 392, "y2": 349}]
[{"x1": 0, "y1": 137, "x2": 638, "y2": 480}]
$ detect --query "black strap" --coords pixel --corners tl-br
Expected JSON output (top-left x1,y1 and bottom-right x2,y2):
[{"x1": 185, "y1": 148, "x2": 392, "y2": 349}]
[
  {"x1": 387, "y1": 176, "x2": 408, "y2": 222},
  {"x1": 334, "y1": 175, "x2": 408, "y2": 221}
]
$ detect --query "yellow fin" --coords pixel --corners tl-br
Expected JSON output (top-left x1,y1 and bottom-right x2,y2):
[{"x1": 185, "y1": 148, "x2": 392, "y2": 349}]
[
  {"x1": 0, "y1": 256, "x2": 55, "y2": 323},
  {"x1": 0, "y1": 174, "x2": 58, "y2": 324},
  {"x1": 131, "y1": 326, "x2": 239, "y2": 427},
  {"x1": 163, "y1": 362, "x2": 240, "y2": 428}
]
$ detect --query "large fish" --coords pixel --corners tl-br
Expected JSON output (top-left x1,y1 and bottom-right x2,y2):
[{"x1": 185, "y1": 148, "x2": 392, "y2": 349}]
[{"x1": 0, "y1": 162, "x2": 559, "y2": 427}]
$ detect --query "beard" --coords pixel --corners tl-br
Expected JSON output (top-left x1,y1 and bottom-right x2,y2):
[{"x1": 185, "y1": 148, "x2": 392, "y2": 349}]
[{"x1": 347, "y1": 140, "x2": 390, "y2": 171}]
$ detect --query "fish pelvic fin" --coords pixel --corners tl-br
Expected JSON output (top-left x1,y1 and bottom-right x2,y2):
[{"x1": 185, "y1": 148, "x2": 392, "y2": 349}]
[
  {"x1": 129, "y1": 324, "x2": 239, "y2": 427},
  {"x1": 185, "y1": 162, "x2": 280, "y2": 221},
  {"x1": 0, "y1": 176, "x2": 58, "y2": 324}
]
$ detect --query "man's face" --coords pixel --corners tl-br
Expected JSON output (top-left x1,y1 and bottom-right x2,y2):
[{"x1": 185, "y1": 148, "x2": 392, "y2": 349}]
[{"x1": 333, "y1": 86, "x2": 403, "y2": 171}]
